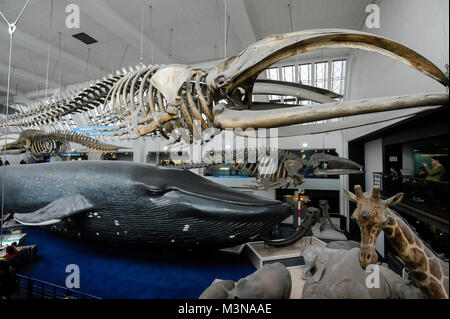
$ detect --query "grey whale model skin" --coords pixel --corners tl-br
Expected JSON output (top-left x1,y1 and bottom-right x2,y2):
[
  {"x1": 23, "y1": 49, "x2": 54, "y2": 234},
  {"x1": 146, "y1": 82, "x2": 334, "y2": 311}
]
[{"x1": 2, "y1": 161, "x2": 292, "y2": 248}]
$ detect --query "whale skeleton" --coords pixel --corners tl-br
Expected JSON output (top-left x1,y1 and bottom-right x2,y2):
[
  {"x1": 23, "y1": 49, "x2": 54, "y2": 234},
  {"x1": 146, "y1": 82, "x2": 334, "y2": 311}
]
[
  {"x1": 1, "y1": 29, "x2": 448, "y2": 143},
  {"x1": 169, "y1": 149, "x2": 364, "y2": 190},
  {"x1": 0, "y1": 129, "x2": 124, "y2": 158}
]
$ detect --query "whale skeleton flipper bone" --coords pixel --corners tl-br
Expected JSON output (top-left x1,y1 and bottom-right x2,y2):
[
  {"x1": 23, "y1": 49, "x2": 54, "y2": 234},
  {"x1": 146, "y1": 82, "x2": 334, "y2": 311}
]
[{"x1": 14, "y1": 194, "x2": 95, "y2": 226}]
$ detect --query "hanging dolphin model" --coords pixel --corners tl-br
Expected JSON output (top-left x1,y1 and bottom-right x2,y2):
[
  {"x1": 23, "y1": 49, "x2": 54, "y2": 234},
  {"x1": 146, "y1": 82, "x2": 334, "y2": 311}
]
[{"x1": 1, "y1": 161, "x2": 292, "y2": 249}]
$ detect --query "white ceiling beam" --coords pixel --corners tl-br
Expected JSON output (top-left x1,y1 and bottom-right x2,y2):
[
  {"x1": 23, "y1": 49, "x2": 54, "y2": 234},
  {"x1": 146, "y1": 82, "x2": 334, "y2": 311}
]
[
  {"x1": 0, "y1": 62, "x2": 60, "y2": 89},
  {"x1": 227, "y1": 0, "x2": 257, "y2": 48},
  {"x1": 0, "y1": 29, "x2": 104, "y2": 79},
  {"x1": 72, "y1": 0, "x2": 171, "y2": 64}
]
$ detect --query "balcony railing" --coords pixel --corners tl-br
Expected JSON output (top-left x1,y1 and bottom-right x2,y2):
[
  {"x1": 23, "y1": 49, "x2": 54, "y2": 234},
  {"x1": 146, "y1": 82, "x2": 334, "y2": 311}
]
[{"x1": 15, "y1": 274, "x2": 100, "y2": 299}]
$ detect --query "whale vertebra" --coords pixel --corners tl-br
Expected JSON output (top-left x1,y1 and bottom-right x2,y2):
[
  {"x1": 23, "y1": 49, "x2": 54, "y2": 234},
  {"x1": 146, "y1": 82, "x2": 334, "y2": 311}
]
[{"x1": 1, "y1": 161, "x2": 292, "y2": 249}]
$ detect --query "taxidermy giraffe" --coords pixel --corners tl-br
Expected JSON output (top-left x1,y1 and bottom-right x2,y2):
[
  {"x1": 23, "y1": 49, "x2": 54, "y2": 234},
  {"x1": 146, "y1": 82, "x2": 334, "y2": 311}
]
[{"x1": 343, "y1": 185, "x2": 449, "y2": 299}]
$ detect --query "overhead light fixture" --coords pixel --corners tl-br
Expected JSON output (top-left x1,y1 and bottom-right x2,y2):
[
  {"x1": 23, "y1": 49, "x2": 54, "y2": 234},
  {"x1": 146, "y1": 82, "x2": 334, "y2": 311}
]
[
  {"x1": 302, "y1": 143, "x2": 308, "y2": 148},
  {"x1": 72, "y1": 32, "x2": 98, "y2": 45}
]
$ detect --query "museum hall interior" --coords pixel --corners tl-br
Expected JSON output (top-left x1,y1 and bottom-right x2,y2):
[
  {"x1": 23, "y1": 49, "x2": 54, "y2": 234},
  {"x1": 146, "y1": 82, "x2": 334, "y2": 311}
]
[{"x1": 0, "y1": 0, "x2": 448, "y2": 303}]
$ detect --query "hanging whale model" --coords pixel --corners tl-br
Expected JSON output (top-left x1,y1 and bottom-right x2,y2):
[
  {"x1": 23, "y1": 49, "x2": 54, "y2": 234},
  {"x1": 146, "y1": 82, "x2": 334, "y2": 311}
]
[{"x1": 1, "y1": 161, "x2": 293, "y2": 249}]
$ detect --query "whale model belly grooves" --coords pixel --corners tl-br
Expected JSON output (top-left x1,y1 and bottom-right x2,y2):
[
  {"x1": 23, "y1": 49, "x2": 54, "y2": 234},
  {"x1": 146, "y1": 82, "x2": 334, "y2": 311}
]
[{"x1": 1, "y1": 161, "x2": 293, "y2": 249}]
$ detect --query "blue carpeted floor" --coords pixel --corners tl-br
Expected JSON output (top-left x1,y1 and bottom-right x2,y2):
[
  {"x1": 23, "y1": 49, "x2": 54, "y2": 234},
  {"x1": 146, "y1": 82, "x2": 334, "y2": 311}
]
[{"x1": 22, "y1": 227, "x2": 256, "y2": 299}]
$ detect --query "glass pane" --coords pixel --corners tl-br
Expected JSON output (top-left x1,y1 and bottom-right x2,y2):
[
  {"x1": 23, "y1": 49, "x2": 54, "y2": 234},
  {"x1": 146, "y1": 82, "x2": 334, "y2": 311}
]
[
  {"x1": 284, "y1": 96, "x2": 297, "y2": 105},
  {"x1": 266, "y1": 67, "x2": 279, "y2": 81},
  {"x1": 268, "y1": 95, "x2": 282, "y2": 103},
  {"x1": 266, "y1": 67, "x2": 280, "y2": 102},
  {"x1": 299, "y1": 63, "x2": 311, "y2": 86},
  {"x1": 332, "y1": 60, "x2": 346, "y2": 96},
  {"x1": 314, "y1": 62, "x2": 329, "y2": 89},
  {"x1": 281, "y1": 65, "x2": 295, "y2": 82},
  {"x1": 280, "y1": 65, "x2": 296, "y2": 104}
]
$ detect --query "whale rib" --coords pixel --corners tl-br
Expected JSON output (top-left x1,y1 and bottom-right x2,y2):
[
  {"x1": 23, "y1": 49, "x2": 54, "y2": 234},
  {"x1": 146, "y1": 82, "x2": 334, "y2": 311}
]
[{"x1": 14, "y1": 194, "x2": 95, "y2": 226}]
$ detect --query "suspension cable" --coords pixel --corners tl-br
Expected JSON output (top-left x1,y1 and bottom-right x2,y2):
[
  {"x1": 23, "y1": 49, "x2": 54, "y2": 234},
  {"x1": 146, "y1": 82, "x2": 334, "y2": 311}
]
[
  {"x1": 223, "y1": 0, "x2": 227, "y2": 59},
  {"x1": 288, "y1": 2, "x2": 300, "y2": 83},
  {"x1": 168, "y1": 28, "x2": 174, "y2": 58},
  {"x1": 139, "y1": 0, "x2": 146, "y2": 65},
  {"x1": 58, "y1": 31, "x2": 62, "y2": 101},
  {"x1": 0, "y1": 0, "x2": 31, "y2": 247},
  {"x1": 149, "y1": 3, "x2": 154, "y2": 65},
  {"x1": 45, "y1": 0, "x2": 54, "y2": 99}
]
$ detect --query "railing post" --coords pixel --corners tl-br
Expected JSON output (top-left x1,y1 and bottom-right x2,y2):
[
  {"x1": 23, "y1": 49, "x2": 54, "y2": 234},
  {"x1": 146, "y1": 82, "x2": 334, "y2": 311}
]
[
  {"x1": 15, "y1": 274, "x2": 99, "y2": 299},
  {"x1": 26, "y1": 278, "x2": 33, "y2": 298},
  {"x1": 15, "y1": 276, "x2": 20, "y2": 297}
]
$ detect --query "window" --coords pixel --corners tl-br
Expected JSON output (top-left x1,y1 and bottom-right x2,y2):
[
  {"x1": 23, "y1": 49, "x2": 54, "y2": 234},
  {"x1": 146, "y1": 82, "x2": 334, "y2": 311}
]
[
  {"x1": 264, "y1": 58, "x2": 347, "y2": 109},
  {"x1": 266, "y1": 67, "x2": 279, "y2": 81},
  {"x1": 332, "y1": 60, "x2": 346, "y2": 96},
  {"x1": 281, "y1": 65, "x2": 295, "y2": 82},
  {"x1": 298, "y1": 63, "x2": 313, "y2": 105},
  {"x1": 266, "y1": 67, "x2": 281, "y2": 103},
  {"x1": 281, "y1": 65, "x2": 296, "y2": 104},
  {"x1": 314, "y1": 61, "x2": 329, "y2": 90},
  {"x1": 299, "y1": 63, "x2": 312, "y2": 86}
]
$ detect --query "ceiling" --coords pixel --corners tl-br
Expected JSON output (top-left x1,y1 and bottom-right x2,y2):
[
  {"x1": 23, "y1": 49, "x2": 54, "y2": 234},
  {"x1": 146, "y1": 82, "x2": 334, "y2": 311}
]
[{"x1": 0, "y1": 0, "x2": 371, "y2": 99}]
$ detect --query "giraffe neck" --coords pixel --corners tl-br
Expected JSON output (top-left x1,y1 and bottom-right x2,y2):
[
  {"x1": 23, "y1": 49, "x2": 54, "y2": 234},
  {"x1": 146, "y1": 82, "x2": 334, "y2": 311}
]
[{"x1": 383, "y1": 208, "x2": 449, "y2": 298}]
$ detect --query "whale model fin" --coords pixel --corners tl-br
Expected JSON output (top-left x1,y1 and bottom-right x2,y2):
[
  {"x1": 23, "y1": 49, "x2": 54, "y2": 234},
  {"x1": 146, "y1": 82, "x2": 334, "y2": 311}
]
[{"x1": 14, "y1": 194, "x2": 95, "y2": 226}]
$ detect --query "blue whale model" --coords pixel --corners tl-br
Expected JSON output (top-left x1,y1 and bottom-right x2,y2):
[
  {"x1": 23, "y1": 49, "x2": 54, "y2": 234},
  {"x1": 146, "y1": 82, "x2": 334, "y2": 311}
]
[{"x1": 1, "y1": 161, "x2": 292, "y2": 249}]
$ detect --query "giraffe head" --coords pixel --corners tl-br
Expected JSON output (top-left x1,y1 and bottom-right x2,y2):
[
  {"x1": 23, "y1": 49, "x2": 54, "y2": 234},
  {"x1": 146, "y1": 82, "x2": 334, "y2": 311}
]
[{"x1": 343, "y1": 185, "x2": 404, "y2": 269}]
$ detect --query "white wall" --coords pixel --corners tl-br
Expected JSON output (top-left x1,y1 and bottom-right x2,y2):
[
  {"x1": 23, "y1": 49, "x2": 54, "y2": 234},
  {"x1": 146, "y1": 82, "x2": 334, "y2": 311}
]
[
  {"x1": 342, "y1": 0, "x2": 448, "y2": 197},
  {"x1": 348, "y1": 0, "x2": 448, "y2": 100},
  {"x1": 345, "y1": 0, "x2": 448, "y2": 142},
  {"x1": 341, "y1": 0, "x2": 448, "y2": 249},
  {"x1": 402, "y1": 143, "x2": 414, "y2": 171},
  {"x1": 364, "y1": 138, "x2": 383, "y2": 192}
]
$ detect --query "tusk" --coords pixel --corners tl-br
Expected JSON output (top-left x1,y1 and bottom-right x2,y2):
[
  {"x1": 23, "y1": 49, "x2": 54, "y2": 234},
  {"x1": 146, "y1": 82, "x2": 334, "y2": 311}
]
[{"x1": 214, "y1": 93, "x2": 448, "y2": 129}]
